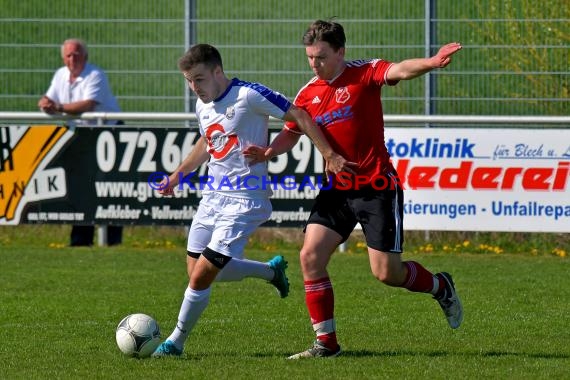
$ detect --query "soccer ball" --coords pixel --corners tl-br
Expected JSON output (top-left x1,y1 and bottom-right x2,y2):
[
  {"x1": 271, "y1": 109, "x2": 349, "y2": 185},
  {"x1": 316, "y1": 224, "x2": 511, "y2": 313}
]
[{"x1": 115, "y1": 313, "x2": 161, "y2": 358}]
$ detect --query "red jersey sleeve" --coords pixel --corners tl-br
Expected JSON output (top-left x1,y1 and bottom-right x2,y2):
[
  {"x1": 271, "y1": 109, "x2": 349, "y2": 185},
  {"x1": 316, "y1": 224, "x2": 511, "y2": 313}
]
[
  {"x1": 283, "y1": 119, "x2": 303, "y2": 134},
  {"x1": 283, "y1": 93, "x2": 306, "y2": 134},
  {"x1": 357, "y1": 58, "x2": 399, "y2": 87}
]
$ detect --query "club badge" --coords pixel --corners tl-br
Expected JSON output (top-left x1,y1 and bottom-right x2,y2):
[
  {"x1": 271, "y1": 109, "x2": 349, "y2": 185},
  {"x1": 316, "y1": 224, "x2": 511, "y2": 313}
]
[{"x1": 225, "y1": 106, "x2": 235, "y2": 120}]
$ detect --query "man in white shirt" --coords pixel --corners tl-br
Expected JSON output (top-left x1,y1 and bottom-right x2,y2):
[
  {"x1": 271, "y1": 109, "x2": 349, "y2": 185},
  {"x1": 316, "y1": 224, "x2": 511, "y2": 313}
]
[
  {"x1": 39, "y1": 38, "x2": 121, "y2": 125},
  {"x1": 39, "y1": 38, "x2": 122, "y2": 246}
]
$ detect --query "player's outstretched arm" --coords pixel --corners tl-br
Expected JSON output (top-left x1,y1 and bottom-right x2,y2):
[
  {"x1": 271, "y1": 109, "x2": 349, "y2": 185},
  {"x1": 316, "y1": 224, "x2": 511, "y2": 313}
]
[
  {"x1": 283, "y1": 105, "x2": 356, "y2": 175},
  {"x1": 386, "y1": 42, "x2": 462, "y2": 81}
]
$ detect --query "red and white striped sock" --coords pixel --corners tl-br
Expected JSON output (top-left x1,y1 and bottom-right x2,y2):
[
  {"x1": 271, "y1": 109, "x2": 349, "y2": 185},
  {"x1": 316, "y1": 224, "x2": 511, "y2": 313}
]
[
  {"x1": 402, "y1": 261, "x2": 443, "y2": 295},
  {"x1": 304, "y1": 277, "x2": 339, "y2": 350}
]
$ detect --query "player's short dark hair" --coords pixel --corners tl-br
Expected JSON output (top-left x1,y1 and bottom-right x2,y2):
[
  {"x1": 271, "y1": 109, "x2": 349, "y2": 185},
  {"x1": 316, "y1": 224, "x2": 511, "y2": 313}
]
[
  {"x1": 178, "y1": 43, "x2": 224, "y2": 71},
  {"x1": 303, "y1": 19, "x2": 346, "y2": 51}
]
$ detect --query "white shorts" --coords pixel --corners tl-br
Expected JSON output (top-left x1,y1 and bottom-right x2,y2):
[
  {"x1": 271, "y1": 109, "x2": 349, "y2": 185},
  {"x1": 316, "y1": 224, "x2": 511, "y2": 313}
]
[{"x1": 186, "y1": 191, "x2": 272, "y2": 258}]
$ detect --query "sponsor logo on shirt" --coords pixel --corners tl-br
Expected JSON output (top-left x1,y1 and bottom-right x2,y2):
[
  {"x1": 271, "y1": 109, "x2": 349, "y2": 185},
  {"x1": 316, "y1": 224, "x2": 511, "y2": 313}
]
[
  {"x1": 314, "y1": 106, "x2": 354, "y2": 127},
  {"x1": 205, "y1": 123, "x2": 238, "y2": 159}
]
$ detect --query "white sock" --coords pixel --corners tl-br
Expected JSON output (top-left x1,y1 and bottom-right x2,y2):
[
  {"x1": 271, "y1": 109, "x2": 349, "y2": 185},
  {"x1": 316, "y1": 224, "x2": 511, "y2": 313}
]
[
  {"x1": 167, "y1": 286, "x2": 211, "y2": 349},
  {"x1": 431, "y1": 276, "x2": 441, "y2": 296},
  {"x1": 215, "y1": 258, "x2": 273, "y2": 282}
]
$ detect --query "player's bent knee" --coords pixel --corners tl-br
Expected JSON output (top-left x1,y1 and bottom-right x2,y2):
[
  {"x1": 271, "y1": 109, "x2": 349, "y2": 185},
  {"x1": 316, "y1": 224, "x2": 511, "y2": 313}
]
[
  {"x1": 299, "y1": 248, "x2": 318, "y2": 265},
  {"x1": 299, "y1": 248, "x2": 330, "y2": 276}
]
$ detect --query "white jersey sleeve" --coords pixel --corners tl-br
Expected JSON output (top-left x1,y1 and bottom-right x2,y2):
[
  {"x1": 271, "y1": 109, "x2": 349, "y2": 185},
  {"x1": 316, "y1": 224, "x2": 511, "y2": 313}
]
[{"x1": 243, "y1": 82, "x2": 291, "y2": 119}]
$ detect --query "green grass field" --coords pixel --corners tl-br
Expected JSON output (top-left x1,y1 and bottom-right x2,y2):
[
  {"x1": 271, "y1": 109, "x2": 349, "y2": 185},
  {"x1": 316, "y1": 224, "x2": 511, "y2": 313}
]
[{"x1": 1, "y1": 226, "x2": 568, "y2": 379}]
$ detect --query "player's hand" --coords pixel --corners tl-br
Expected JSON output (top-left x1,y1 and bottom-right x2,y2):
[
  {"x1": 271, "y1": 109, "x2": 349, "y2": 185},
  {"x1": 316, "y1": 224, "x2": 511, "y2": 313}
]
[
  {"x1": 325, "y1": 153, "x2": 358, "y2": 177},
  {"x1": 158, "y1": 176, "x2": 175, "y2": 196},
  {"x1": 432, "y1": 42, "x2": 462, "y2": 68},
  {"x1": 243, "y1": 145, "x2": 272, "y2": 165}
]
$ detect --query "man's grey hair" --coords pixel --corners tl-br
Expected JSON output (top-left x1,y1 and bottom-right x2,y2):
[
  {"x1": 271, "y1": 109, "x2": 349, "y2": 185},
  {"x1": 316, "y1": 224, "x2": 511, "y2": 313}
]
[{"x1": 61, "y1": 38, "x2": 88, "y2": 58}]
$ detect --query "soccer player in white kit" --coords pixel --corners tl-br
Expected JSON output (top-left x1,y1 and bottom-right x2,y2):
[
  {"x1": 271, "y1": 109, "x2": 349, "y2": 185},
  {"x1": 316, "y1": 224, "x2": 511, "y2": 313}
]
[{"x1": 152, "y1": 44, "x2": 352, "y2": 357}]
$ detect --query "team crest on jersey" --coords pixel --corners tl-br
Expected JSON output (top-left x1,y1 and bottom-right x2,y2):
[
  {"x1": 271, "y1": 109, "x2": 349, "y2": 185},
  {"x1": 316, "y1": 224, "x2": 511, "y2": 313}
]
[
  {"x1": 335, "y1": 87, "x2": 350, "y2": 104},
  {"x1": 225, "y1": 106, "x2": 235, "y2": 120}
]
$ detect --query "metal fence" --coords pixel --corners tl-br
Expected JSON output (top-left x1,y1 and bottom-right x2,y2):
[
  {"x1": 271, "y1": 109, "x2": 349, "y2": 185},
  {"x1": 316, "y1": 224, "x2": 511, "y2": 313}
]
[{"x1": 1, "y1": 0, "x2": 568, "y2": 118}]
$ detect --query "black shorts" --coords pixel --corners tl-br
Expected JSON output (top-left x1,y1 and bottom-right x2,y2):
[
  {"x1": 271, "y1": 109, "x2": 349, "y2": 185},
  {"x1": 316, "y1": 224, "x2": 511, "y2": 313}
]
[{"x1": 306, "y1": 171, "x2": 404, "y2": 253}]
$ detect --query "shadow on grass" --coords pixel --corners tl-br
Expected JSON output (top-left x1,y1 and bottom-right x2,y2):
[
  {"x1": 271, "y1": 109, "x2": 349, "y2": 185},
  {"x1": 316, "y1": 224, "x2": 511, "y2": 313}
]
[
  {"x1": 330, "y1": 349, "x2": 447, "y2": 358},
  {"x1": 242, "y1": 349, "x2": 570, "y2": 360},
  {"x1": 341, "y1": 349, "x2": 569, "y2": 360},
  {"x1": 479, "y1": 350, "x2": 569, "y2": 359}
]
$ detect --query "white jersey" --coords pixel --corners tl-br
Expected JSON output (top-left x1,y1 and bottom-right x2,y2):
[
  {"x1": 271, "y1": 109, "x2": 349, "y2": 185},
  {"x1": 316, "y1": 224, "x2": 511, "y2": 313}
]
[{"x1": 196, "y1": 78, "x2": 291, "y2": 199}]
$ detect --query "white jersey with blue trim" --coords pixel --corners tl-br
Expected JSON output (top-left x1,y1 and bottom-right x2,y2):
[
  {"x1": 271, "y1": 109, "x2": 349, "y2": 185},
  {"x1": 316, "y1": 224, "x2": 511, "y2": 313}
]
[{"x1": 196, "y1": 78, "x2": 291, "y2": 199}]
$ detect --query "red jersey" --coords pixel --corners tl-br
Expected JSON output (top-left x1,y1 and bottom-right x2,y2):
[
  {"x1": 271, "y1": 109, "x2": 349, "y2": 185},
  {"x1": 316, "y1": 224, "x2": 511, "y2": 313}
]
[{"x1": 285, "y1": 59, "x2": 398, "y2": 189}]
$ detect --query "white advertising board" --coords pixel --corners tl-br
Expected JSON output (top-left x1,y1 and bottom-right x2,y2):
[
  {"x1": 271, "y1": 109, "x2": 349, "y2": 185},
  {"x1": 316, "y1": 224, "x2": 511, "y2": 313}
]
[{"x1": 386, "y1": 128, "x2": 569, "y2": 232}]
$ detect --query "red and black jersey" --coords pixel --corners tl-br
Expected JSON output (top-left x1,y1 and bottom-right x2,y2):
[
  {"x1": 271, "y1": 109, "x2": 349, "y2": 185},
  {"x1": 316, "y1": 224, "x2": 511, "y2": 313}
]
[{"x1": 285, "y1": 59, "x2": 398, "y2": 188}]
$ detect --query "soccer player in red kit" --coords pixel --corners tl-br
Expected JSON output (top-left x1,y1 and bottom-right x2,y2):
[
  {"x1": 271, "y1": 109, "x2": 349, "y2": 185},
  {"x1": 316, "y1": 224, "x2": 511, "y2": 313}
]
[{"x1": 245, "y1": 19, "x2": 464, "y2": 359}]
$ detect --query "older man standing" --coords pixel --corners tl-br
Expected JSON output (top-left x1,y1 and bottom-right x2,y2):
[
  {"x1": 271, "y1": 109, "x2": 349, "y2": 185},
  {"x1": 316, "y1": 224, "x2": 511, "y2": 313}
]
[{"x1": 39, "y1": 38, "x2": 122, "y2": 246}]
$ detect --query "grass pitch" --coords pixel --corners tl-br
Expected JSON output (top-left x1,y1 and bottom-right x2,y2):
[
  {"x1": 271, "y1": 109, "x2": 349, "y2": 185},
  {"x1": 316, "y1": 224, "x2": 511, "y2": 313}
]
[{"x1": 1, "y1": 229, "x2": 568, "y2": 379}]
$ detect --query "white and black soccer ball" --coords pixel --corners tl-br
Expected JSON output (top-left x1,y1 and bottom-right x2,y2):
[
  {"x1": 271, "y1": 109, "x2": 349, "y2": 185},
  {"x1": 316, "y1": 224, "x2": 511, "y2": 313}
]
[{"x1": 115, "y1": 313, "x2": 161, "y2": 358}]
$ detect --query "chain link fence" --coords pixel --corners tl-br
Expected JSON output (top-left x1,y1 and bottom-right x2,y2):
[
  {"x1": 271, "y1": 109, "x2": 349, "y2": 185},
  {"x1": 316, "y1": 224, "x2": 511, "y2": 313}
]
[{"x1": 1, "y1": 0, "x2": 568, "y2": 118}]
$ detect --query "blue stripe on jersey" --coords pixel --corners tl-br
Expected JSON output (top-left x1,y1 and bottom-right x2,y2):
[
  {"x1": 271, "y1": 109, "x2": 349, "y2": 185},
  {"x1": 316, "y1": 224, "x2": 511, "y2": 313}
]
[
  {"x1": 346, "y1": 59, "x2": 374, "y2": 67},
  {"x1": 233, "y1": 78, "x2": 291, "y2": 113}
]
